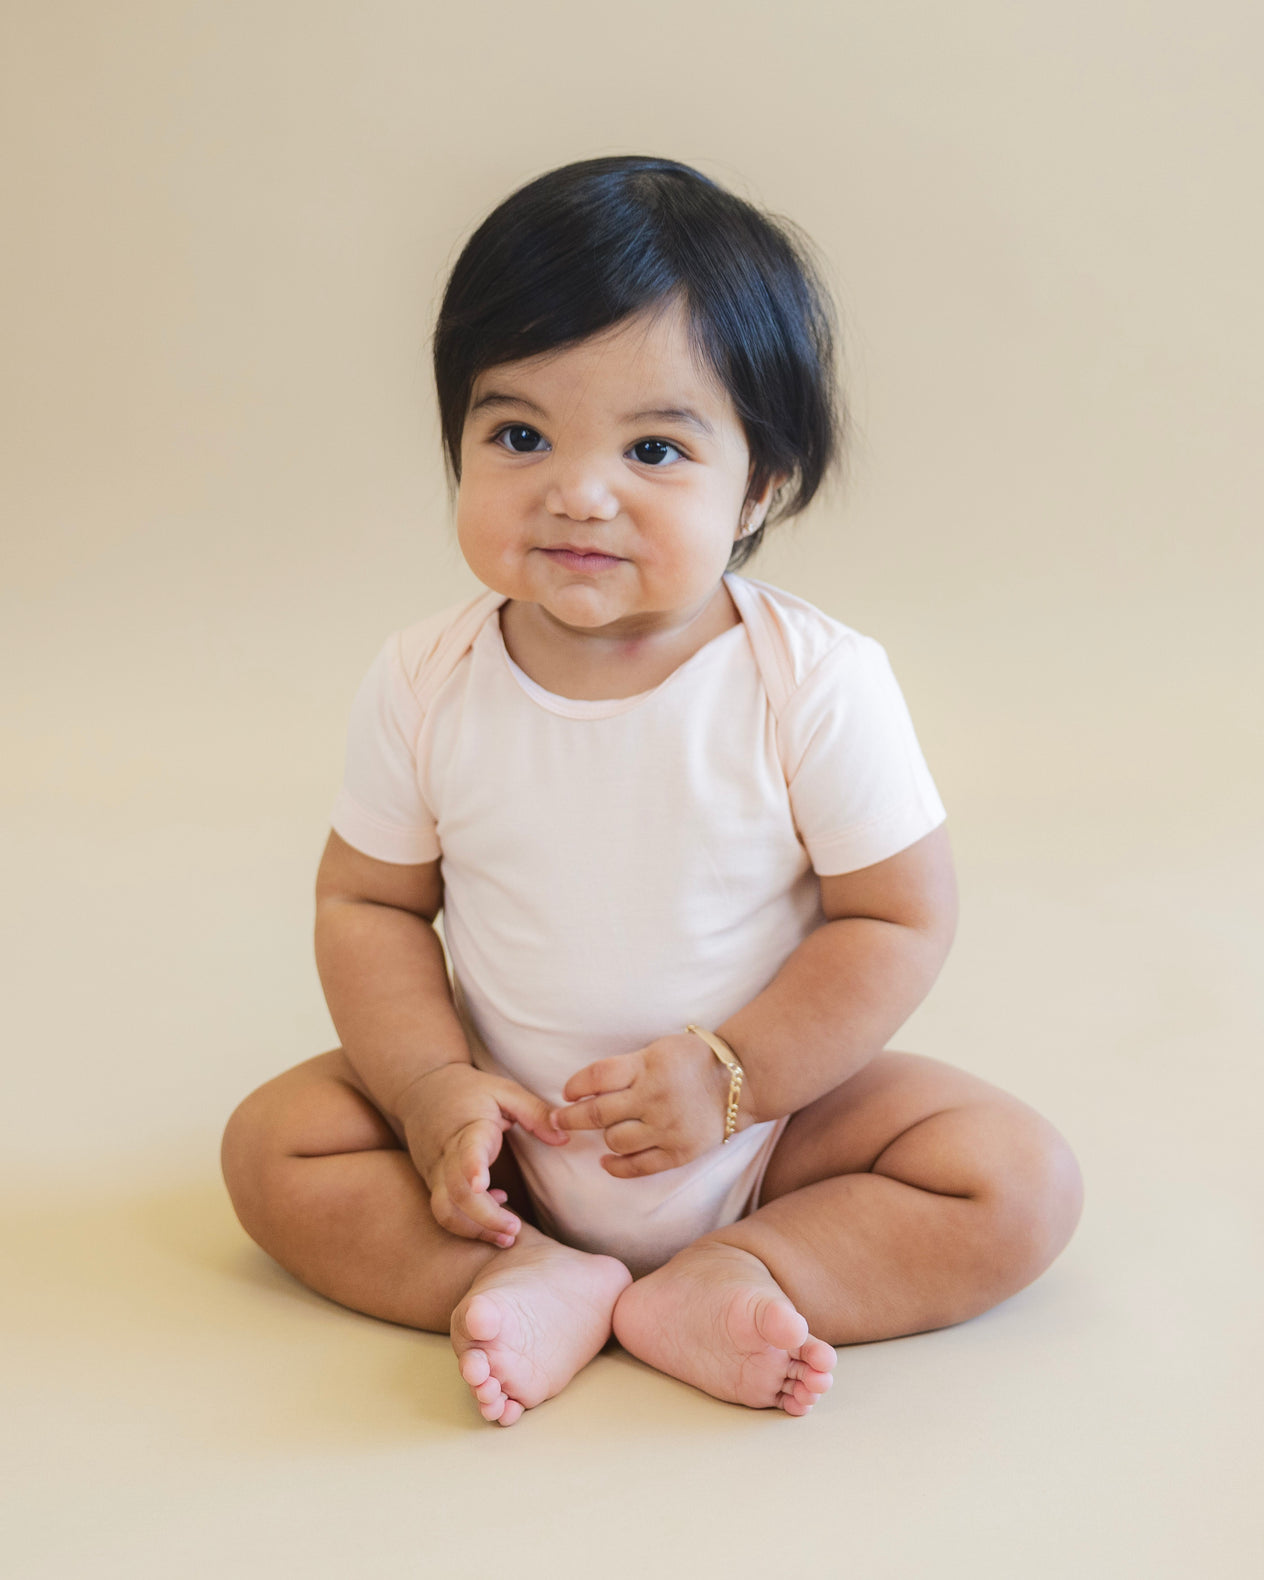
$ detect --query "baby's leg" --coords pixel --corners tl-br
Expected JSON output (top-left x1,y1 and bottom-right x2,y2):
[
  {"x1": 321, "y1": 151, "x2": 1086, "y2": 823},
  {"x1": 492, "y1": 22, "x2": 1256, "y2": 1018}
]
[
  {"x1": 613, "y1": 1051, "x2": 1083, "y2": 1412},
  {"x1": 222, "y1": 1051, "x2": 630, "y2": 1424}
]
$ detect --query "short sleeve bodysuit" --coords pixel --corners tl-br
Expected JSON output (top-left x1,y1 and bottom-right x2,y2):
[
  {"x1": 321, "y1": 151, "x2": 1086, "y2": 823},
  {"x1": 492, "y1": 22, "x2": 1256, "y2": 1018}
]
[{"x1": 331, "y1": 574, "x2": 946, "y2": 1276}]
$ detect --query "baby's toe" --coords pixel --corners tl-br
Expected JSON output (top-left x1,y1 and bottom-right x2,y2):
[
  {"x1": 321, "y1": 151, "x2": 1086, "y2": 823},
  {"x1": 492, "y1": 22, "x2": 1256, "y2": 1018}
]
[
  {"x1": 799, "y1": 1365, "x2": 833, "y2": 1397},
  {"x1": 480, "y1": 1391, "x2": 508, "y2": 1422},
  {"x1": 497, "y1": 1399, "x2": 524, "y2": 1427},
  {"x1": 802, "y1": 1337, "x2": 837, "y2": 1374},
  {"x1": 460, "y1": 1292, "x2": 502, "y2": 1345},
  {"x1": 778, "y1": 1342, "x2": 834, "y2": 1413},
  {"x1": 784, "y1": 1355, "x2": 832, "y2": 1395},
  {"x1": 473, "y1": 1374, "x2": 503, "y2": 1404},
  {"x1": 459, "y1": 1347, "x2": 492, "y2": 1388},
  {"x1": 754, "y1": 1295, "x2": 809, "y2": 1353},
  {"x1": 778, "y1": 1389, "x2": 813, "y2": 1416}
]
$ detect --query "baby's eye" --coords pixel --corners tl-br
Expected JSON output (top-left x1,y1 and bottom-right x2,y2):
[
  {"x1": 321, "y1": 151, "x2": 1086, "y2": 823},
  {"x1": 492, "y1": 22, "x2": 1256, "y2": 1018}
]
[
  {"x1": 495, "y1": 424, "x2": 548, "y2": 454},
  {"x1": 630, "y1": 438, "x2": 683, "y2": 466}
]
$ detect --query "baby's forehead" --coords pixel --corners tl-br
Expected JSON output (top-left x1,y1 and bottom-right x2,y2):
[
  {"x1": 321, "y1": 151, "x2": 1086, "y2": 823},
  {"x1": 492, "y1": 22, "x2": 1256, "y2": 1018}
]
[{"x1": 469, "y1": 305, "x2": 732, "y2": 415}]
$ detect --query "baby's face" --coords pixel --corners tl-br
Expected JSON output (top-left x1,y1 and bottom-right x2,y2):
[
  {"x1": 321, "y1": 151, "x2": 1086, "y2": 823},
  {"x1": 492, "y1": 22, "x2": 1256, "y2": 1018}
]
[{"x1": 456, "y1": 301, "x2": 763, "y2": 643}]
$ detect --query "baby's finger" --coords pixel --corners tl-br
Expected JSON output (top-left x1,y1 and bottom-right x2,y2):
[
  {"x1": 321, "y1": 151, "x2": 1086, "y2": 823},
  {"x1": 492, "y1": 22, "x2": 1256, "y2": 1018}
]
[
  {"x1": 441, "y1": 1187, "x2": 519, "y2": 1247},
  {"x1": 601, "y1": 1146, "x2": 674, "y2": 1179},
  {"x1": 451, "y1": 1181, "x2": 519, "y2": 1241},
  {"x1": 443, "y1": 1128, "x2": 520, "y2": 1240},
  {"x1": 551, "y1": 1089, "x2": 639, "y2": 1134},
  {"x1": 602, "y1": 1118, "x2": 655, "y2": 1156},
  {"x1": 491, "y1": 1078, "x2": 570, "y2": 1148},
  {"x1": 562, "y1": 1055, "x2": 637, "y2": 1104},
  {"x1": 428, "y1": 1177, "x2": 516, "y2": 1245},
  {"x1": 455, "y1": 1211, "x2": 520, "y2": 1249},
  {"x1": 455, "y1": 1122, "x2": 499, "y2": 1195}
]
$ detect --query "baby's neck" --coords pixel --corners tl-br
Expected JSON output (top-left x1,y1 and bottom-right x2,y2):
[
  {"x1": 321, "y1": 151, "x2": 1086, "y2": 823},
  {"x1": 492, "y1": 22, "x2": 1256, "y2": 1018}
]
[{"x1": 498, "y1": 585, "x2": 741, "y2": 701}]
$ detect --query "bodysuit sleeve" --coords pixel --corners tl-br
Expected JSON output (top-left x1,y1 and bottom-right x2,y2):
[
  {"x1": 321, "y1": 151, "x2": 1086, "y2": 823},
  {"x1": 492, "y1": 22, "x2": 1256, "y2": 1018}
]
[
  {"x1": 329, "y1": 631, "x2": 441, "y2": 865},
  {"x1": 778, "y1": 632, "x2": 946, "y2": 876}
]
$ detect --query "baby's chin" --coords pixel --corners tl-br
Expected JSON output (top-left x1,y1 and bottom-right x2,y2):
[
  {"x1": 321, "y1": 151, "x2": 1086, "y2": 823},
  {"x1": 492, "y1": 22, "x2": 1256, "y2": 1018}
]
[
  {"x1": 537, "y1": 603, "x2": 684, "y2": 646},
  {"x1": 526, "y1": 587, "x2": 650, "y2": 636}
]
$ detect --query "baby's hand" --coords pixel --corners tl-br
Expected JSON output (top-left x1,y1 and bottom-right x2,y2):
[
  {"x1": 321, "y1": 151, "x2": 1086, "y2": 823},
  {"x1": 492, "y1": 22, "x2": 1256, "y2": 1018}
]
[
  {"x1": 552, "y1": 1033, "x2": 733, "y2": 1177},
  {"x1": 398, "y1": 1064, "x2": 567, "y2": 1246}
]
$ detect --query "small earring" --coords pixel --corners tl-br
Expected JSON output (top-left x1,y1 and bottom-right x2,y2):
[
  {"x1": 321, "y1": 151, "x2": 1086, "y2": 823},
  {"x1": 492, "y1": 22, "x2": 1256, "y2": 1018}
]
[{"x1": 739, "y1": 515, "x2": 758, "y2": 538}]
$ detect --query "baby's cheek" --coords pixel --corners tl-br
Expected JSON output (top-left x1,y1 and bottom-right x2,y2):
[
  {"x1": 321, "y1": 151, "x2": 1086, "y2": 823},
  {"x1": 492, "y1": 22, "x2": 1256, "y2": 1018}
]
[{"x1": 456, "y1": 511, "x2": 521, "y2": 590}]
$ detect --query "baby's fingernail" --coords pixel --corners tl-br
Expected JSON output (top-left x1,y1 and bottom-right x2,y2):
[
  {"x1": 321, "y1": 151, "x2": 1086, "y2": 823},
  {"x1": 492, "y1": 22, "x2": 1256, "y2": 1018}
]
[{"x1": 495, "y1": 1233, "x2": 515, "y2": 1248}]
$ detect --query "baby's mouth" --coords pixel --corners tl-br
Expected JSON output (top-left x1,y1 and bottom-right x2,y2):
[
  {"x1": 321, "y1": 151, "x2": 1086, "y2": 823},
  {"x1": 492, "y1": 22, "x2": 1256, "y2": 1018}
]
[{"x1": 540, "y1": 546, "x2": 623, "y2": 571}]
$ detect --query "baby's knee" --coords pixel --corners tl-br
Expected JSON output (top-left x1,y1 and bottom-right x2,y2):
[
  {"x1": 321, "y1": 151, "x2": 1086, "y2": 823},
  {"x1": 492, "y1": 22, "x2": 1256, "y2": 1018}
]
[
  {"x1": 980, "y1": 1113, "x2": 1084, "y2": 1283},
  {"x1": 221, "y1": 1053, "x2": 402, "y2": 1245},
  {"x1": 220, "y1": 1082, "x2": 287, "y2": 1236}
]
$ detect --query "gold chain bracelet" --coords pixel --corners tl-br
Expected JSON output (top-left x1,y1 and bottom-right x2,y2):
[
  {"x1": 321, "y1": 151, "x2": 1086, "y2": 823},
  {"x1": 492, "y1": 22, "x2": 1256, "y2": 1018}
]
[{"x1": 685, "y1": 1025, "x2": 745, "y2": 1143}]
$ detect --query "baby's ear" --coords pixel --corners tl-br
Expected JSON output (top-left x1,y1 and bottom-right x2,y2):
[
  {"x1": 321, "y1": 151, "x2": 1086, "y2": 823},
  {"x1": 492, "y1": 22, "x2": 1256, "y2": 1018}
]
[{"x1": 744, "y1": 469, "x2": 789, "y2": 523}]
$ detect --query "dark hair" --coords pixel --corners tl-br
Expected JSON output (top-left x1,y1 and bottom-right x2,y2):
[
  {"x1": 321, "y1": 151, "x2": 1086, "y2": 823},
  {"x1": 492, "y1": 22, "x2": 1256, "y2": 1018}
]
[{"x1": 433, "y1": 156, "x2": 842, "y2": 569}]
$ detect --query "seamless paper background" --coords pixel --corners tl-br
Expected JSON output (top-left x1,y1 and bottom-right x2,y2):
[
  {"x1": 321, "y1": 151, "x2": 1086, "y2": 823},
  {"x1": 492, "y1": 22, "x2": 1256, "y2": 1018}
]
[{"x1": 2, "y1": 3, "x2": 1261, "y2": 1576}]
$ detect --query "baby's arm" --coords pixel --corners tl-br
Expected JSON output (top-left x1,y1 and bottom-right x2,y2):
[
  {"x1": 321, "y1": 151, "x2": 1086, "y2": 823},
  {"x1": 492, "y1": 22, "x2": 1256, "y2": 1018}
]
[
  {"x1": 315, "y1": 831, "x2": 566, "y2": 1243},
  {"x1": 554, "y1": 824, "x2": 957, "y2": 1171},
  {"x1": 716, "y1": 822, "x2": 958, "y2": 1124}
]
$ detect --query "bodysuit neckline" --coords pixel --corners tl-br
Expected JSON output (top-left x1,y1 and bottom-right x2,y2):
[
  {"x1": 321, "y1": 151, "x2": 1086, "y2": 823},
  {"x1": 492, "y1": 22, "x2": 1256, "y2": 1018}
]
[{"x1": 493, "y1": 616, "x2": 748, "y2": 720}]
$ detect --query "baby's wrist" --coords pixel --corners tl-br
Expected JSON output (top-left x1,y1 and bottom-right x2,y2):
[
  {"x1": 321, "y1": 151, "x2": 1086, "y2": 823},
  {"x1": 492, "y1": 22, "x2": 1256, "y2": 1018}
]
[
  {"x1": 684, "y1": 1025, "x2": 758, "y2": 1137},
  {"x1": 391, "y1": 1059, "x2": 477, "y2": 1124},
  {"x1": 710, "y1": 1025, "x2": 763, "y2": 1130}
]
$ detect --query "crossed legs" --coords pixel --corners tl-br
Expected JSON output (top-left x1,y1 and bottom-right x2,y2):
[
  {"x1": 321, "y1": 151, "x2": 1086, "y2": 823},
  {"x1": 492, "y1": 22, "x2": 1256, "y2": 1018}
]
[{"x1": 222, "y1": 1049, "x2": 1082, "y2": 1422}]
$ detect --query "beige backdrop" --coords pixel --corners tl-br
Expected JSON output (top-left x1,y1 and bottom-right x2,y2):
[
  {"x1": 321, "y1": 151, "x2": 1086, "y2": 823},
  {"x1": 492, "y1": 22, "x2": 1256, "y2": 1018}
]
[{"x1": 3, "y1": 3, "x2": 1261, "y2": 1576}]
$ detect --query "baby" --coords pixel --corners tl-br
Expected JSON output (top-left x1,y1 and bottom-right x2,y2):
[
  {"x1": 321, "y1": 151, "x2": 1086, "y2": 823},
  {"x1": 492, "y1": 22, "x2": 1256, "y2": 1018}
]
[{"x1": 222, "y1": 156, "x2": 1083, "y2": 1426}]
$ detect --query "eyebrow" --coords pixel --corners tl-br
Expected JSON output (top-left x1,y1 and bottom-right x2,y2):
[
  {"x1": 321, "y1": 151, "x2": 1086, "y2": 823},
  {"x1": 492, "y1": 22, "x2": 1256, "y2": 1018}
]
[
  {"x1": 469, "y1": 391, "x2": 547, "y2": 418},
  {"x1": 626, "y1": 406, "x2": 715, "y2": 437},
  {"x1": 468, "y1": 390, "x2": 715, "y2": 437}
]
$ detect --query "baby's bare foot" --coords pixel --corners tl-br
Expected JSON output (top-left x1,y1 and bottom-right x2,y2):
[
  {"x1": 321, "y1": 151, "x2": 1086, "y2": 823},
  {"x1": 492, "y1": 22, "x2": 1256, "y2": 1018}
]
[
  {"x1": 612, "y1": 1240, "x2": 836, "y2": 1414},
  {"x1": 450, "y1": 1227, "x2": 632, "y2": 1426}
]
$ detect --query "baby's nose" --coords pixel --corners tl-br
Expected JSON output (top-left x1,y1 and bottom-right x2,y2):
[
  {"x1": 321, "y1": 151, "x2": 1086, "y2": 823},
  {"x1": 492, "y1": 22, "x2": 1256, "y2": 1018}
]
[{"x1": 545, "y1": 463, "x2": 620, "y2": 522}]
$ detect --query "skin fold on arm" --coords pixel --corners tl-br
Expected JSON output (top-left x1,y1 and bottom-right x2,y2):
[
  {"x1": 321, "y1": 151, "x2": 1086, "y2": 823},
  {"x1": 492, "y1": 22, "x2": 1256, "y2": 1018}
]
[
  {"x1": 314, "y1": 832, "x2": 471, "y2": 1132},
  {"x1": 716, "y1": 822, "x2": 958, "y2": 1128}
]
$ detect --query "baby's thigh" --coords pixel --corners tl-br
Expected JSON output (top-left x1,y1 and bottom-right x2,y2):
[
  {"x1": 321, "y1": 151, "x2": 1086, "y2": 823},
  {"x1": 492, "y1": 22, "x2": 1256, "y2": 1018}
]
[
  {"x1": 758, "y1": 1050, "x2": 1054, "y2": 1204},
  {"x1": 220, "y1": 1050, "x2": 535, "y2": 1223},
  {"x1": 223, "y1": 1049, "x2": 398, "y2": 1168}
]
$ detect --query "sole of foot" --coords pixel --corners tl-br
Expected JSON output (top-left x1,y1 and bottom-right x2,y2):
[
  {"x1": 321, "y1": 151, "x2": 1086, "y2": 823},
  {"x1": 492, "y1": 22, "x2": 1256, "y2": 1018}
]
[
  {"x1": 612, "y1": 1240, "x2": 836, "y2": 1414},
  {"x1": 451, "y1": 1228, "x2": 632, "y2": 1426}
]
